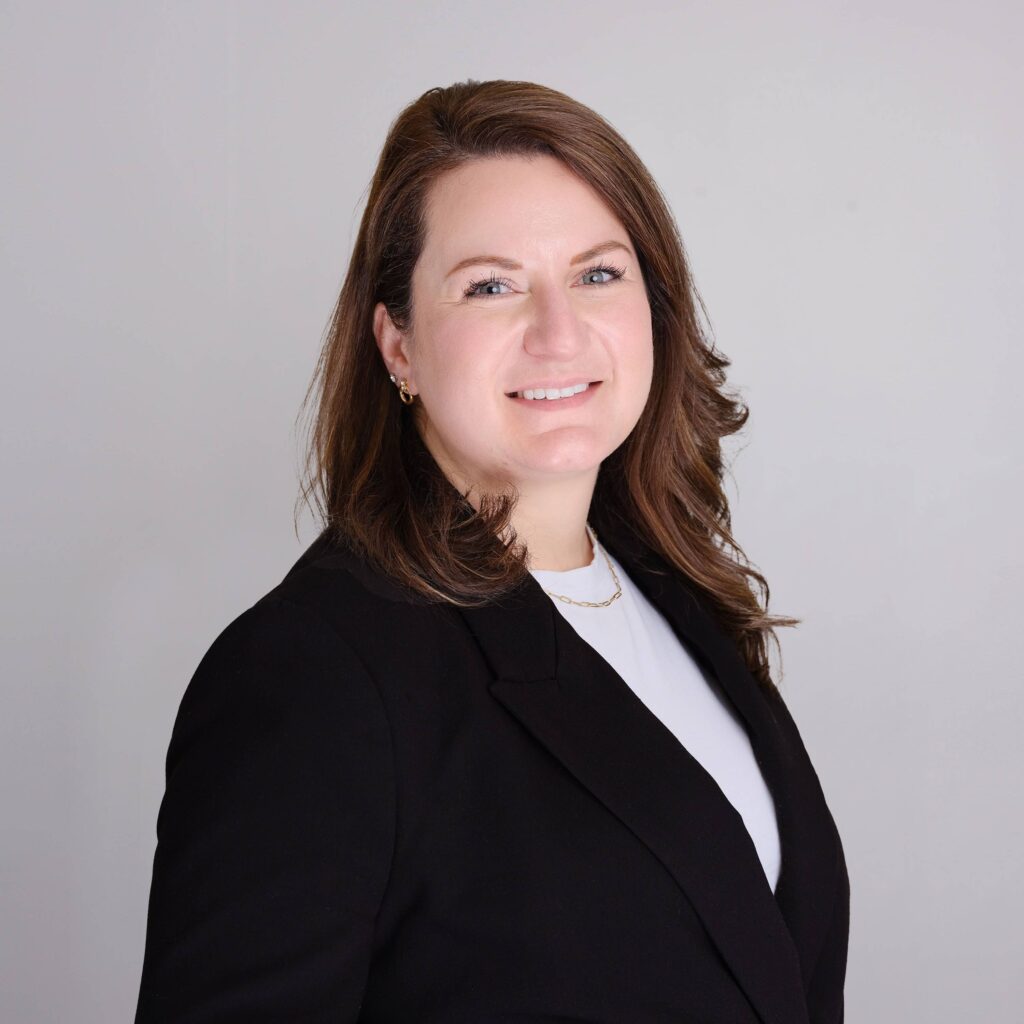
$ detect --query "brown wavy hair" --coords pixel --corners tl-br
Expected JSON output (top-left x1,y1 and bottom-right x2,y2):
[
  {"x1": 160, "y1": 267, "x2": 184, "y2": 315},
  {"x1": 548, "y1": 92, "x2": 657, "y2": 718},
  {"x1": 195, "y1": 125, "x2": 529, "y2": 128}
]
[{"x1": 295, "y1": 78, "x2": 799, "y2": 698}]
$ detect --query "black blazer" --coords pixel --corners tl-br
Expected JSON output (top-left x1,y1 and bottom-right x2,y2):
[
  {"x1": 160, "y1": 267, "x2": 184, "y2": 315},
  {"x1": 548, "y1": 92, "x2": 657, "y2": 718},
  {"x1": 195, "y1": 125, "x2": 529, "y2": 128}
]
[{"x1": 135, "y1": 514, "x2": 849, "y2": 1023}]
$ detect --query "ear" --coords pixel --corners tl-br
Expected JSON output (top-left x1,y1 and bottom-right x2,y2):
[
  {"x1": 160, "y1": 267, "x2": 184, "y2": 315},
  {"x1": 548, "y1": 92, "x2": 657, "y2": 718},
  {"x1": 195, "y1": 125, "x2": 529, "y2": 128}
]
[{"x1": 373, "y1": 302, "x2": 417, "y2": 394}]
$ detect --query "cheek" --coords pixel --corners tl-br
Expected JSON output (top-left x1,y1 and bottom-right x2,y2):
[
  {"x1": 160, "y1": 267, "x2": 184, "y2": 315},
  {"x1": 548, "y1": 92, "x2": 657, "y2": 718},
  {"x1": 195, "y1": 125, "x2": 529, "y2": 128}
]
[
  {"x1": 419, "y1": 325, "x2": 506, "y2": 436},
  {"x1": 616, "y1": 325, "x2": 655, "y2": 422},
  {"x1": 610, "y1": 305, "x2": 654, "y2": 383},
  {"x1": 427, "y1": 331, "x2": 498, "y2": 398}
]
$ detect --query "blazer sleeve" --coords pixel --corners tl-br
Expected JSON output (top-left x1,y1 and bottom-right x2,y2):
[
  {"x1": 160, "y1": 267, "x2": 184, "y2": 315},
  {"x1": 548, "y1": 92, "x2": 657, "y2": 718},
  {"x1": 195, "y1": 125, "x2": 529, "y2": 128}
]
[
  {"x1": 805, "y1": 830, "x2": 851, "y2": 1024},
  {"x1": 134, "y1": 595, "x2": 396, "y2": 1023}
]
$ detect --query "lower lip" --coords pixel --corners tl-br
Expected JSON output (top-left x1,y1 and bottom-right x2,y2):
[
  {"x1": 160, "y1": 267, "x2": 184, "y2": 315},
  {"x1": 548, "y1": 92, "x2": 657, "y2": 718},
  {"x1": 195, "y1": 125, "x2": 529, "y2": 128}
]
[{"x1": 506, "y1": 382, "x2": 602, "y2": 410}]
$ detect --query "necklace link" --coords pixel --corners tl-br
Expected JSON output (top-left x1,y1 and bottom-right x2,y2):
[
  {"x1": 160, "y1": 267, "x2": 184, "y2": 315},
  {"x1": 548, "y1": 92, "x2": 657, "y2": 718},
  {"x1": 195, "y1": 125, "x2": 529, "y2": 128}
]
[{"x1": 540, "y1": 524, "x2": 623, "y2": 608}]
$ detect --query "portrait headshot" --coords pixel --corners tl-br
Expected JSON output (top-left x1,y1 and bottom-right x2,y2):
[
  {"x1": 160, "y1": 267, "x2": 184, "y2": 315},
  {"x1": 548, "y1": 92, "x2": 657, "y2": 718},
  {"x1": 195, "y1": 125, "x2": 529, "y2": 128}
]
[{"x1": 2, "y1": 4, "x2": 1019, "y2": 1023}]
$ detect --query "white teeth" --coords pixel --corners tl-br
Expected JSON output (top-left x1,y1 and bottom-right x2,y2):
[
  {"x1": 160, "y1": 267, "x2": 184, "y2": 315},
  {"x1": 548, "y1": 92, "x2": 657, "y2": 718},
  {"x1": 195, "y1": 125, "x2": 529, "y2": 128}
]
[{"x1": 519, "y1": 382, "x2": 590, "y2": 401}]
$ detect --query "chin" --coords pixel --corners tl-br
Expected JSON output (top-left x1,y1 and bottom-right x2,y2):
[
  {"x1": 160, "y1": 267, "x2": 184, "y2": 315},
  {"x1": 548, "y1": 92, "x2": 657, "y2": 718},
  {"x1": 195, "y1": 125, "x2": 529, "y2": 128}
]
[{"x1": 512, "y1": 450, "x2": 607, "y2": 479}]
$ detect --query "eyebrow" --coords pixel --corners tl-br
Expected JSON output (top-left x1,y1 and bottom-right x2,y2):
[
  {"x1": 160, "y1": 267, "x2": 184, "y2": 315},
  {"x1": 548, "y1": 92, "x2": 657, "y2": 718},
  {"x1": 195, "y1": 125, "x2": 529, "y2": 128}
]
[{"x1": 444, "y1": 239, "x2": 632, "y2": 279}]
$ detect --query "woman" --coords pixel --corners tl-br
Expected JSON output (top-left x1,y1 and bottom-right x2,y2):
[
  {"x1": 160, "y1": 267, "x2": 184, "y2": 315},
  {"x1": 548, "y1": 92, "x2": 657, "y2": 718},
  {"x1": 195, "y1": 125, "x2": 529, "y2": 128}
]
[{"x1": 135, "y1": 80, "x2": 849, "y2": 1023}]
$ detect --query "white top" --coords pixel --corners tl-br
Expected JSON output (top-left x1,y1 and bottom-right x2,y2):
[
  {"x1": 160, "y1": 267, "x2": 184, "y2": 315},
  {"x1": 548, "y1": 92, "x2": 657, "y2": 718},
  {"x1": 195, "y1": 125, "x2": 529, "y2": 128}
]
[{"x1": 529, "y1": 531, "x2": 782, "y2": 894}]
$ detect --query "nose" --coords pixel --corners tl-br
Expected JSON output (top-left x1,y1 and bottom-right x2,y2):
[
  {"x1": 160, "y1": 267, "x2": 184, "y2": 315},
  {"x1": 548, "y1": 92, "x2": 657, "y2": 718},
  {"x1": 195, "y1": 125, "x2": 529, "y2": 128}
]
[{"x1": 522, "y1": 284, "x2": 589, "y2": 359}]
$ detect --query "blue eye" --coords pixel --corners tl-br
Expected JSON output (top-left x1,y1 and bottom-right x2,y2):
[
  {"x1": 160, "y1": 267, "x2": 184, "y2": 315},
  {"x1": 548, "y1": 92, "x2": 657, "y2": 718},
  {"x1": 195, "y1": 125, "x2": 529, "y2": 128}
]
[
  {"x1": 464, "y1": 272, "x2": 514, "y2": 298},
  {"x1": 580, "y1": 265, "x2": 624, "y2": 286},
  {"x1": 463, "y1": 262, "x2": 626, "y2": 299}
]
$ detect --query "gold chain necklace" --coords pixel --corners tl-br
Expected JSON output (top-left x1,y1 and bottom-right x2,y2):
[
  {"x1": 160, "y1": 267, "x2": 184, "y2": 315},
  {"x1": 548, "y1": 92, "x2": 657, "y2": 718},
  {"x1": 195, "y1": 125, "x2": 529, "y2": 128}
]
[{"x1": 540, "y1": 523, "x2": 623, "y2": 608}]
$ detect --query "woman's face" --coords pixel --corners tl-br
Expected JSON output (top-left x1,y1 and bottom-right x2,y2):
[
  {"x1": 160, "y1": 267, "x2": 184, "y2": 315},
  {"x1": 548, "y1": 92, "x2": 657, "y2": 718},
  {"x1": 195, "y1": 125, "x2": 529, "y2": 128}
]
[{"x1": 377, "y1": 154, "x2": 654, "y2": 497}]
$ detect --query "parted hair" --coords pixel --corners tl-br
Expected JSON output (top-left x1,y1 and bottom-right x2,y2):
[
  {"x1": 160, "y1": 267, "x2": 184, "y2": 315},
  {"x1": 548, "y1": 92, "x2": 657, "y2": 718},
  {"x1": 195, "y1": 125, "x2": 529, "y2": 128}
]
[{"x1": 295, "y1": 78, "x2": 799, "y2": 697}]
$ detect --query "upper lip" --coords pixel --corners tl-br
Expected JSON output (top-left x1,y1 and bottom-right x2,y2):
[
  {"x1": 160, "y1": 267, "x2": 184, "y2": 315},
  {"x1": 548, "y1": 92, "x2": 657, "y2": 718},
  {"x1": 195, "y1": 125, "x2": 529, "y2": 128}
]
[{"x1": 506, "y1": 379, "x2": 601, "y2": 394}]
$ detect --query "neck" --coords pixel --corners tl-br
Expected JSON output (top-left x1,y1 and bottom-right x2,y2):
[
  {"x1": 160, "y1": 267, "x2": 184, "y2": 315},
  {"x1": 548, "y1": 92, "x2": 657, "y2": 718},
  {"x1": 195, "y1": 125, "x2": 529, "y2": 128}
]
[
  {"x1": 517, "y1": 507, "x2": 596, "y2": 572},
  {"x1": 508, "y1": 471, "x2": 599, "y2": 570}
]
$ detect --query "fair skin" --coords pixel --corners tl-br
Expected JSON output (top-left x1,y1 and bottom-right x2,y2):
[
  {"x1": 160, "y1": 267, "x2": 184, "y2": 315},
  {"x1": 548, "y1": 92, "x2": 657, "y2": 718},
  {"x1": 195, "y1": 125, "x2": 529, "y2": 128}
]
[{"x1": 373, "y1": 154, "x2": 654, "y2": 571}]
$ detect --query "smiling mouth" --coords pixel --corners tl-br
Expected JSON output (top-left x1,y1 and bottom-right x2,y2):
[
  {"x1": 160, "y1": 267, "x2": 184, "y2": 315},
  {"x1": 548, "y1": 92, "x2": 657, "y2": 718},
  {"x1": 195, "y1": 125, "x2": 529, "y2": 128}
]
[{"x1": 505, "y1": 381, "x2": 602, "y2": 400}]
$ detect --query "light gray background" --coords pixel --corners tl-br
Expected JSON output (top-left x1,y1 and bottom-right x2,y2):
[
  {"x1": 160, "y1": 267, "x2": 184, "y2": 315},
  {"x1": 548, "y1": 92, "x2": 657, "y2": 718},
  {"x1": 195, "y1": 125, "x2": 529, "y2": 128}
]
[{"x1": 2, "y1": 1, "x2": 1020, "y2": 1020}]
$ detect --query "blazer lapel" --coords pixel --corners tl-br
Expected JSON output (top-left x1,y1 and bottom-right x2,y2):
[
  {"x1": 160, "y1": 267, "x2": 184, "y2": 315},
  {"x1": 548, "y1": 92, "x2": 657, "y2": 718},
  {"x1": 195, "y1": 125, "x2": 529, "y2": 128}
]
[
  {"x1": 456, "y1": 515, "x2": 831, "y2": 1024},
  {"x1": 592, "y1": 513, "x2": 842, "y2": 984}
]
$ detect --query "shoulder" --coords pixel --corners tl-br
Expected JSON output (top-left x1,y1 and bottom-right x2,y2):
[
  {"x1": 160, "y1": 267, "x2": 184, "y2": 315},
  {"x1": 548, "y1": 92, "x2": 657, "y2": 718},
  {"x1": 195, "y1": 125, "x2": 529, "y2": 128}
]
[
  {"x1": 163, "y1": 544, "x2": 425, "y2": 804},
  {"x1": 167, "y1": 592, "x2": 388, "y2": 777},
  {"x1": 178, "y1": 531, "x2": 454, "y2": 726},
  {"x1": 263, "y1": 529, "x2": 458, "y2": 660}
]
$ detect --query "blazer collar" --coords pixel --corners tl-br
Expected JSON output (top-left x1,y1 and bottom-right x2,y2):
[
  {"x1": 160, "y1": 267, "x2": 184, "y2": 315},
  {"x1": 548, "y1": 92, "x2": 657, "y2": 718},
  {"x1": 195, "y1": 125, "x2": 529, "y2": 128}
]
[{"x1": 454, "y1": 511, "x2": 838, "y2": 1024}]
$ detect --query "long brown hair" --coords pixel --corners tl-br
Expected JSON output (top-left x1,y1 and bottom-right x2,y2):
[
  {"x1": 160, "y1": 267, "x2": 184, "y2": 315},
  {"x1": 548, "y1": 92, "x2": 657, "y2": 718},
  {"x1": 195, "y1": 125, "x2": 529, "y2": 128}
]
[{"x1": 296, "y1": 79, "x2": 799, "y2": 698}]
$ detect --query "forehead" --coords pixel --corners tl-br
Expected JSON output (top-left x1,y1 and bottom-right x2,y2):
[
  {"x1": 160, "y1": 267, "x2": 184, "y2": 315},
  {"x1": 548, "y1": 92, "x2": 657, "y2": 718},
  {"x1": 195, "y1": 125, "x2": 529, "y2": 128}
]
[{"x1": 420, "y1": 155, "x2": 626, "y2": 261}]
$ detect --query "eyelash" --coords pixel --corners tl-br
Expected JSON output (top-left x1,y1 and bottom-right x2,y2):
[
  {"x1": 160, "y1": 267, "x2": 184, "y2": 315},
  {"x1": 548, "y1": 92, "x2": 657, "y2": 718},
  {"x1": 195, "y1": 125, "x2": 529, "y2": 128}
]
[{"x1": 462, "y1": 262, "x2": 627, "y2": 300}]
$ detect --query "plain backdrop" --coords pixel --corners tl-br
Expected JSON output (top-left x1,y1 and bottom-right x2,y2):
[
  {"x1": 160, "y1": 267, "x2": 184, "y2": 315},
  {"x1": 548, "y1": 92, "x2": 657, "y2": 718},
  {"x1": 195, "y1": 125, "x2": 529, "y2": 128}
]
[{"x1": 2, "y1": 1, "x2": 1020, "y2": 1020}]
